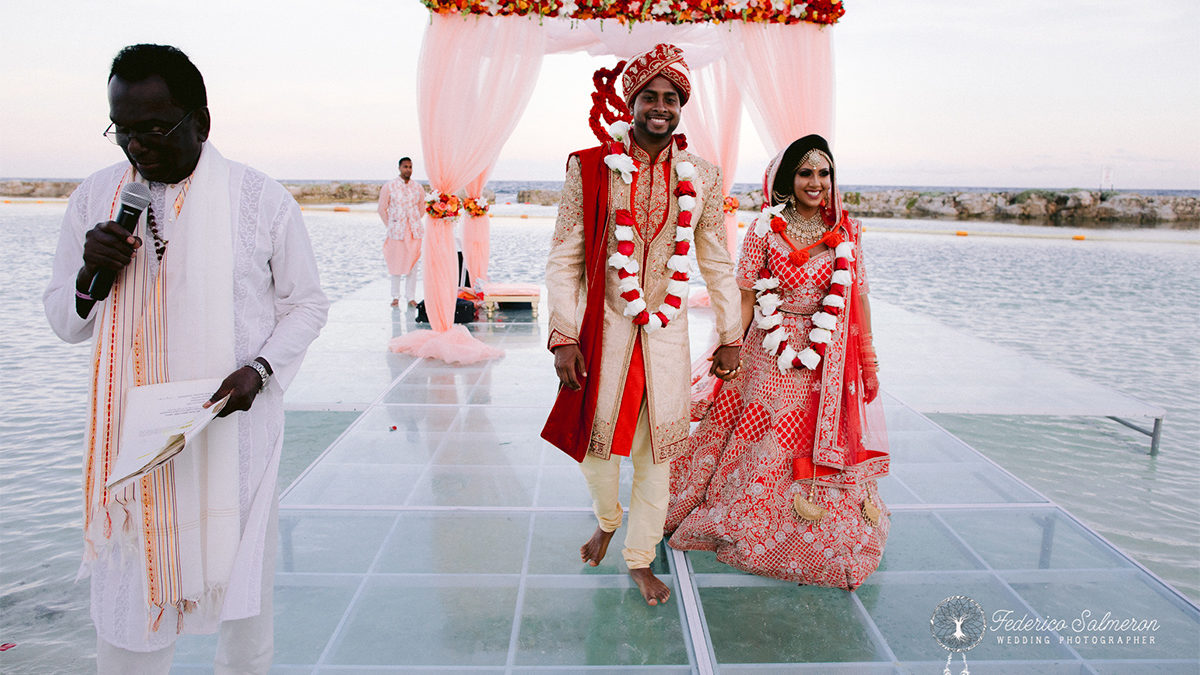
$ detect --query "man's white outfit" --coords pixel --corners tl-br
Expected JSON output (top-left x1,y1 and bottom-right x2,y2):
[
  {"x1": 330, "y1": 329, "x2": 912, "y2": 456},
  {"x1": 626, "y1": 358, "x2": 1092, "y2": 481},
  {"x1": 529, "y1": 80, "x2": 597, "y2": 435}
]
[
  {"x1": 377, "y1": 175, "x2": 425, "y2": 304},
  {"x1": 44, "y1": 143, "x2": 329, "y2": 673}
]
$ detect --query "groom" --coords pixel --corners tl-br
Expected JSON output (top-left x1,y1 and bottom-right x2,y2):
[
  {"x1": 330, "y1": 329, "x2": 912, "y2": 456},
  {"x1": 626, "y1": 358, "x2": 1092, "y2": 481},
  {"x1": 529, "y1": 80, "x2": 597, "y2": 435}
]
[{"x1": 542, "y1": 44, "x2": 743, "y2": 605}]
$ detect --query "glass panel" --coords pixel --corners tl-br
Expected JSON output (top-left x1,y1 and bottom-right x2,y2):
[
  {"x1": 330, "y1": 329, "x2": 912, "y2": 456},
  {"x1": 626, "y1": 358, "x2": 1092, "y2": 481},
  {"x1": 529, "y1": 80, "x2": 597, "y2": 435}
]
[
  {"x1": 526, "y1": 513, "x2": 667, "y2": 576},
  {"x1": 382, "y1": 383, "x2": 472, "y2": 405},
  {"x1": 458, "y1": 405, "x2": 557, "y2": 434},
  {"x1": 285, "y1": 357, "x2": 404, "y2": 407},
  {"x1": 875, "y1": 512, "x2": 983, "y2": 572},
  {"x1": 893, "y1": 464, "x2": 1045, "y2": 504},
  {"x1": 405, "y1": 465, "x2": 539, "y2": 507},
  {"x1": 273, "y1": 575, "x2": 363, "y2": 665},
  {"x1": 173, "y1": 574, "x2": 360, "y2": 667},
  {"x1": 328, "y1": 576, "x2": 518, "y2": 666},
  {"x1": 941, "y1": 509, "x2": 1132, "y2": 570},
  {"x1": 700, "y1": 585, "x2": 888, "y2": 664},
  {"x1": 515, "y1": 584, "x2": 688, "y2": 665},
  {"x1": 1008, "y1": 574, "x2": 1200, "y2": 662},
  {"x1": 356, "y1": 404, "x2": 462, "y2": 434},
  {"x1": 885, "y1": 429, "x2": 975, "y2": 463},
  {"x1": 279, "y1": 410, "x2": 359, "y2": 488},
  {"x1": 282, "y1": 462, "x2": 422, "y2": 507},
  {"x1": 374, "y1": 512, "x2": 530, "y2": 575},
  {"x1": 876, "y1": 475, "x2": 920, "y2": 507},
  {"x1": 278, "y1": 511, "x2": 395, "y2": 573},
  {"x1": 856, "y1": 573, "x2": 1076, "y2": 662},
  {"x1": 319, "y1": 428, "x2": 445, "y2": 466},
  {"x1": 435, "y1": 432, "x2": 547, "y2": 466}
]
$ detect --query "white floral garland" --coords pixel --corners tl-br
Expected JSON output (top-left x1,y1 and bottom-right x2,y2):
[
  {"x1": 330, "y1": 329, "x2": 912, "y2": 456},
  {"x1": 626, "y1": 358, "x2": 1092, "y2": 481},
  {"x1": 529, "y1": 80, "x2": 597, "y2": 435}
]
[
  {"x1": 751, "y1": 207, "x2": 856, "y2": 373},
  {"x1": 603, "y1": 120, "x2": 697, "y2": 333}
]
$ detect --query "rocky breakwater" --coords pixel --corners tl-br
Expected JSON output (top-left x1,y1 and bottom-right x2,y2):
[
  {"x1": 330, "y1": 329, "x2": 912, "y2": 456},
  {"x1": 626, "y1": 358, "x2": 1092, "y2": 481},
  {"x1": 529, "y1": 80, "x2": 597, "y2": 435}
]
[
  {"x1": 842, "y1": 189, "x2": 1199, "y2": 226},
  {"x1": 515, "y1": 189, "x2": 562, "y2": 206},
  {"x1": 282, "y1": 183, "x2": 494, "y2": 205},
  {"x1": 283, "y1": 182, "x2": 381, "y2": 203},
  {"x1": 0, "y1": 180, "x2": 78, "y2": 199},
  {"x1": 521, "y1": 187, "x2": 1197, "y2": 226}
]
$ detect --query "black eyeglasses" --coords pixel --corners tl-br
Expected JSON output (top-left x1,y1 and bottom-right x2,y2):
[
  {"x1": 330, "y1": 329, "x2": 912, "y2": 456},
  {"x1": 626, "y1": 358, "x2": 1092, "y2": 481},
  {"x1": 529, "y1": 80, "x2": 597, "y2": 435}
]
[{"x1": 103, "y1": 110, "x2": 195, "y2": 146}]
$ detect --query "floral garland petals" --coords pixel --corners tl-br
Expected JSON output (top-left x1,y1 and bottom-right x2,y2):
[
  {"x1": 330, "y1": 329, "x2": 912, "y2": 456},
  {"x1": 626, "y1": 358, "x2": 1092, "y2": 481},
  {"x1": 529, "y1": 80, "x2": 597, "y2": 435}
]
[
  {"x1": 606, "y1": 146, "x2": 696, "y2": 334},
  {"x1": 605, "y1": 154, "x2": 637, "y2": 185},
  {"x1": 753, "y1": 219, "x2": 856, "y2": 374}
]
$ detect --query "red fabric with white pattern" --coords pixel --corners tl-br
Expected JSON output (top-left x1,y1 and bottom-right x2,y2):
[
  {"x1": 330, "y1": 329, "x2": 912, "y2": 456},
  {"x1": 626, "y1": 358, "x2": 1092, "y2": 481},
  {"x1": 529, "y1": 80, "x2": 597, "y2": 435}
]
[{"x1": 666, "y1": 227, "x2": 888, "y2": 588}]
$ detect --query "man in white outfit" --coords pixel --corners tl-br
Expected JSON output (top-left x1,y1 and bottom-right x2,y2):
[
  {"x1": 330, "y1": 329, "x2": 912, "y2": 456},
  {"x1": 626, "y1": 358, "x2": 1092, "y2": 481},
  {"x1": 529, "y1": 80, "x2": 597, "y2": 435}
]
[
  {"x1": 43, "y1": 43, "x2": 328, "y2": 674},
  {"x1": 377, "y1": 157, "x2": 426, "y2": 307}
]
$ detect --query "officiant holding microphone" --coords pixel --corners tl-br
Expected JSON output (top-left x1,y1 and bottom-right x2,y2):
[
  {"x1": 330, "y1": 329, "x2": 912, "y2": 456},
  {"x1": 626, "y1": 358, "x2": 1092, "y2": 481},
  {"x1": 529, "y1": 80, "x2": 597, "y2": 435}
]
[{"x1": 43, "y1": 43, "x2": 328, "y2": 674}]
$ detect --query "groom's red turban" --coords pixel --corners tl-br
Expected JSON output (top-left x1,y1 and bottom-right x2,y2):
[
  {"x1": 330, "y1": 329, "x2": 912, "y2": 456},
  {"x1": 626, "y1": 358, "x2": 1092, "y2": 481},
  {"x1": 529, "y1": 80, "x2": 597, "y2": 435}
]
[{"x1": 621, "y1": 43, "x2": 691, "y2": 107}]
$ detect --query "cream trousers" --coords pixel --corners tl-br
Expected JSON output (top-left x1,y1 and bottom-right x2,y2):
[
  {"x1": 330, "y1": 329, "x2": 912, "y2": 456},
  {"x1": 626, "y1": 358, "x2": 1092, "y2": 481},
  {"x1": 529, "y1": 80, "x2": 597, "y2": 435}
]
[
  {"x1": 580, "y1": 404, "x2": 669, "y2": 569},
  {"x1": 96, "y1": 499, "x2": 278, "y2": 675},
  {"x1": 390, "y1": 266, "x2": 419, "y2": 302}
]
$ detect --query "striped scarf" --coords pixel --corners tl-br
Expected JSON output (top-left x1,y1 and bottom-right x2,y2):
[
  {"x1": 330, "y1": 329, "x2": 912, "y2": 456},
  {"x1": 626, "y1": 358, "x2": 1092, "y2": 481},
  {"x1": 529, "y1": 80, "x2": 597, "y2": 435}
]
[{"x1": 82, "y1": 145, "x2": 241, "y2": 633}]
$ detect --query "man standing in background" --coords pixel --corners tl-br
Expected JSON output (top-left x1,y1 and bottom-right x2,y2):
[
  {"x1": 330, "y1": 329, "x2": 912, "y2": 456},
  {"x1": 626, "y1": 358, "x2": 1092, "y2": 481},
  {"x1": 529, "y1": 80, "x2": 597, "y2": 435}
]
[
  {"x1": 377, "y1": 157, "x2": 425, "y2": 307},
  {"x1": 43, "y1": 43, "x2": 328, "y2": 673}
]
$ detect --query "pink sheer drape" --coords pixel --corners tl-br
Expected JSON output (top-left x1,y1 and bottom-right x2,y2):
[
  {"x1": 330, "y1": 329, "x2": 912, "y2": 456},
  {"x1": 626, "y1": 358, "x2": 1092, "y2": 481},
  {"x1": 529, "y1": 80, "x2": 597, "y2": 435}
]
[
  {"x1": 463, "y1": 173, "x2": 490, "y2": 286},
  {"x1": 721, "y1": 22, "x2": 834, "y2": 153},
  {"x1": 394, "y1": 14, "x2": 545, "y2": 362},
  {"x1": 683, "y1": 59, "x2": 742, "y2": 255}
]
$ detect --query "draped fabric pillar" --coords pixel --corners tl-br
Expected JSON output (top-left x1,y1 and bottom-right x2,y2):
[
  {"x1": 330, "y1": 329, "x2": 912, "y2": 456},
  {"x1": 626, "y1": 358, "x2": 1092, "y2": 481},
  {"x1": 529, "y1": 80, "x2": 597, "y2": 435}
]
[
  {"x1": 721, "y1": 22, "x2": 834, "y2": 154},
  {"x1": 463, "y1": 172, "x2": 491, "y2": 286},
  {"x1": 683, "y1": 59, "x2": 743, "y2": 256},
  {"x1": 391, "y1": 13, "x2": 545, "y2": 363}
]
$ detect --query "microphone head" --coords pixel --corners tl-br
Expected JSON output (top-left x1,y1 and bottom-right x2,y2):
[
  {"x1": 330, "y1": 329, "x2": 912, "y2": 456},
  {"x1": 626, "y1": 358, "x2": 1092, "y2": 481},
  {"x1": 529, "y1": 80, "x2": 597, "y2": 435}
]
[{"x1": 120, "y1": 182, "x2": 152, "y2": 211}]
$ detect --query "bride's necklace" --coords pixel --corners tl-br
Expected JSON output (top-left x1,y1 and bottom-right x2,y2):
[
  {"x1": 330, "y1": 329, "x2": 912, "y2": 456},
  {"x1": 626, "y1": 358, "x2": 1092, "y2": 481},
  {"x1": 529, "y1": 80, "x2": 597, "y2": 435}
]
[{"x1": 782, "y1": 205, "x2": 827, "y2": 245}]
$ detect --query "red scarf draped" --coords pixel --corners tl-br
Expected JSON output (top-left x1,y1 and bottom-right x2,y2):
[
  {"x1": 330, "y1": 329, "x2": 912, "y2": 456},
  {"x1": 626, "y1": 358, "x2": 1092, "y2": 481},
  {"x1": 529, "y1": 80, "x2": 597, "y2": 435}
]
[{"x1": 541, "y1": 147, "x2": 610, "y2": 462}]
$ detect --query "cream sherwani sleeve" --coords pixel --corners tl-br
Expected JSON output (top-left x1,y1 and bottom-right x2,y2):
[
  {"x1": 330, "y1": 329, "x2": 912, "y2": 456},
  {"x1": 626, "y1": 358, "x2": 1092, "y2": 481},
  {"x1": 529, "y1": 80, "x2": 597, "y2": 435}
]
[
  {"x1": 544, "y1": 155, "x2": 587, "y2": 350},
  {"x1": 692, "y1": 164, "x2": 742, "y2": 346}
]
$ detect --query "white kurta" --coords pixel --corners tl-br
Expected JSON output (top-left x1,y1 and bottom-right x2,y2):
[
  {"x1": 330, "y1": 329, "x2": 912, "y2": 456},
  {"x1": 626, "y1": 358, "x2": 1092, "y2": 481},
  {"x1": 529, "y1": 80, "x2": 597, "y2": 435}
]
[
  {"x1": 43, "y1": 153, "x2": 329, "y2": 651},
  {"x1": 378, "y1": 176, "x2": 425, "y2": 276}
]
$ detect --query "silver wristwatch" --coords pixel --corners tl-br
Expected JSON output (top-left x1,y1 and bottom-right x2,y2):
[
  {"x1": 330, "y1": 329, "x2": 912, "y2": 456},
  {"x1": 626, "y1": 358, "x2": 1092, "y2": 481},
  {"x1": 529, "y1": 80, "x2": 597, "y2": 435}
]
[{"x1": 246, "y1": 359, "x2": 270, "y2": 392}]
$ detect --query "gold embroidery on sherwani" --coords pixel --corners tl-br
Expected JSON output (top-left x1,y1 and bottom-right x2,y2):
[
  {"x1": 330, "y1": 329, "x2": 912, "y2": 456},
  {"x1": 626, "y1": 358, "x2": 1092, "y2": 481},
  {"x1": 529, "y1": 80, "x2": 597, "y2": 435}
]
[
  {"x1": 628, "y1": 142, "x2": 672, "y2": 241},
  {"x1": 543, "y1": 141, "x2": 744, "y2": 464}
]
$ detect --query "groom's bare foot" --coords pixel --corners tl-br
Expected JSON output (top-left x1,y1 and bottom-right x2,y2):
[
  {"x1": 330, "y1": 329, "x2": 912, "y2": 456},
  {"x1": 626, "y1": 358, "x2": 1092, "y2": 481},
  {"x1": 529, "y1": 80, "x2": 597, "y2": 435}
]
[
  {"x1": 580, "y1": 527, "x2": 614, "y2": 566},
  {"x1": 630, "y1": 567, "x2": 671, "y2": 606}
]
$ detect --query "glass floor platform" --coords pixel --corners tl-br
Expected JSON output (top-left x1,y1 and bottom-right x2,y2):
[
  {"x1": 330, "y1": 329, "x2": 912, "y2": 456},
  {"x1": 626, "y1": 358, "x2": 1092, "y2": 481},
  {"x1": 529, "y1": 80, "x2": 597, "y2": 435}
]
[{"x1": 172, "y1": 281, "x2": 1199, "y2": 673}]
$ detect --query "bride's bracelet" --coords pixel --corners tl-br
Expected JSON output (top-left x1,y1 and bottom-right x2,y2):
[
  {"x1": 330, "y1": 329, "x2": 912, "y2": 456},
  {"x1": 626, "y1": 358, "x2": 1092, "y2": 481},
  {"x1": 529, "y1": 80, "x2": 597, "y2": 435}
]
[{"x1": 859, "y1": 331, "x2": 879, "y2": 373}]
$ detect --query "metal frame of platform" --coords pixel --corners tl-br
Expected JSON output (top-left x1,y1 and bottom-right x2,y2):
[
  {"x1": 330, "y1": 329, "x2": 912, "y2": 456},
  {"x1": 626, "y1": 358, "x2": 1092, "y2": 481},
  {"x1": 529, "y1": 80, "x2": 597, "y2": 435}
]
[{"x1": 871, "y1": 299, "x2": 1167, "y2": 455}]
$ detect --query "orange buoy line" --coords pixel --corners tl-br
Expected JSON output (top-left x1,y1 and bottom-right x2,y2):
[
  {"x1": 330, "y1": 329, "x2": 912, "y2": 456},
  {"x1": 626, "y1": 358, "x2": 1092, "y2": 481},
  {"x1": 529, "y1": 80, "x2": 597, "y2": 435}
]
[{"x1": 862, "y1": 225, "x2": 1198, "y2": 245}]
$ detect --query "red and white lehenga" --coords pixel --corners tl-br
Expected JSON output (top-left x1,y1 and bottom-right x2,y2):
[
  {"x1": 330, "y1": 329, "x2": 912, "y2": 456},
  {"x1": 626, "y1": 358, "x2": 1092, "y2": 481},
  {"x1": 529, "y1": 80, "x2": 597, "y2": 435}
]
[{"x1": 666, "y1": 141, "x2": 889, "y2": 589}]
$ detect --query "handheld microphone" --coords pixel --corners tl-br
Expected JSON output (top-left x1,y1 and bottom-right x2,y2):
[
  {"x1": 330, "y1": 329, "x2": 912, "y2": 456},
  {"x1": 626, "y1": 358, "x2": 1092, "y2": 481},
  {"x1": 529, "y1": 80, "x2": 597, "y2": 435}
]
[{"x1": 87, "y1": 182, "x2": 152, "y2": 302}]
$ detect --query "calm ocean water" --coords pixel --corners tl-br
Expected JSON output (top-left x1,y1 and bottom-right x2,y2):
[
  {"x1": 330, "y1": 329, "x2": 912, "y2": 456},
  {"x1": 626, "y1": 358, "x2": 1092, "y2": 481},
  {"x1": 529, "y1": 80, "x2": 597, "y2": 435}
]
[{"x1": 1, "y1": 198, "x2": 1196, "y2": 672}]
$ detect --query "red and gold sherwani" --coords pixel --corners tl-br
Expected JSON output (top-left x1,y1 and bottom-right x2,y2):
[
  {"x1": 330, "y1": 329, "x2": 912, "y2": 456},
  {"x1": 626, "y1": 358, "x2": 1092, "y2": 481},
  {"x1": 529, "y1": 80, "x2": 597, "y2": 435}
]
[{"x1": 545, "y1": 137, "x2": 743, "y2": 464}]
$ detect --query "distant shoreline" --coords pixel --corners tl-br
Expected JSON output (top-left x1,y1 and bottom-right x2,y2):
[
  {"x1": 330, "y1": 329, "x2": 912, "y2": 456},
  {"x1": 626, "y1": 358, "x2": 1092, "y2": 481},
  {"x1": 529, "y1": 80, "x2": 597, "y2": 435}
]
[{"x1": 4, "y1": 179, "x2": 1196, "y2": 227}]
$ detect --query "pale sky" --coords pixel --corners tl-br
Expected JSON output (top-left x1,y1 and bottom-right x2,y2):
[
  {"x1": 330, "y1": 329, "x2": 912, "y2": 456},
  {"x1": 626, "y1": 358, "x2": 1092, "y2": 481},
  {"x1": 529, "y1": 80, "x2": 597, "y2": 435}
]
[{"x1": 1, "y1": 0, "x2": 1197, "y2": 189}]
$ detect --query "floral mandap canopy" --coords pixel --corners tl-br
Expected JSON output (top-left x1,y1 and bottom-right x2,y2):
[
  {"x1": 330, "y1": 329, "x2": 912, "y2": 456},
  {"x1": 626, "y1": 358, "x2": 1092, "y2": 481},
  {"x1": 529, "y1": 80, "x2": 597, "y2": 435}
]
[{"x1": 391, "y1": 0, "x2": 840, "y2": 363}]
